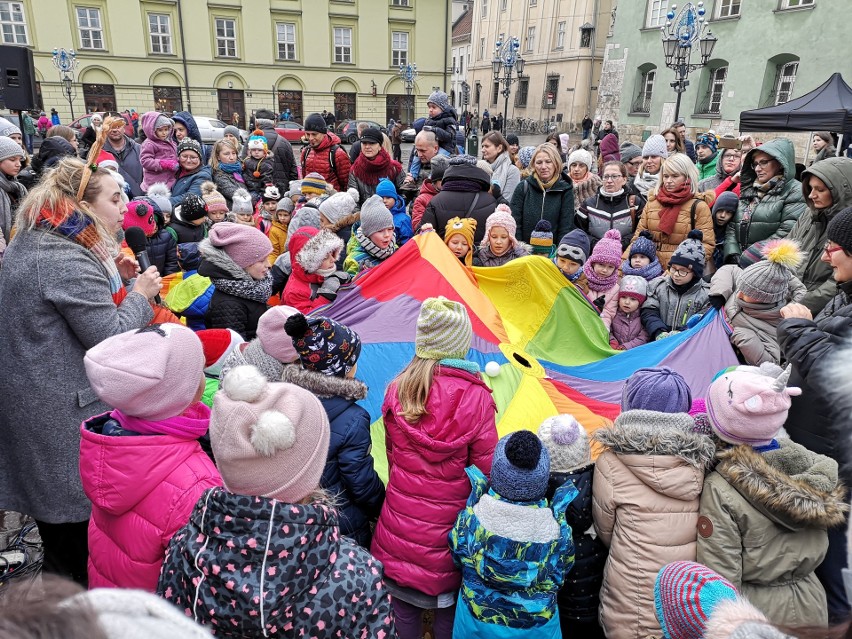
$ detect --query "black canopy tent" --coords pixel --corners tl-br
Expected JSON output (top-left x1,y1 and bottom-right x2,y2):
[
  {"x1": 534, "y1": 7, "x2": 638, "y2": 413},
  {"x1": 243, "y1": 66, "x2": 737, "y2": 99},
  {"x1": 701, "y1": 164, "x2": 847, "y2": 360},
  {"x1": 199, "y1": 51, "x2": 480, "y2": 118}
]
[{"x1": 739, "y1": 72, "x2": 852, "y2": 132}]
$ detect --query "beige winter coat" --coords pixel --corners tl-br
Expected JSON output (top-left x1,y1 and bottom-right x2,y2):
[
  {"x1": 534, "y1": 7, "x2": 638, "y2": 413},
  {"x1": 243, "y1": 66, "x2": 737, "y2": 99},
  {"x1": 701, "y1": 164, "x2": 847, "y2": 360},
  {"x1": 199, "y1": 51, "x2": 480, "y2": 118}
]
[{"x1": 592, "y1": 410, "x2": 716, "y2": 639}]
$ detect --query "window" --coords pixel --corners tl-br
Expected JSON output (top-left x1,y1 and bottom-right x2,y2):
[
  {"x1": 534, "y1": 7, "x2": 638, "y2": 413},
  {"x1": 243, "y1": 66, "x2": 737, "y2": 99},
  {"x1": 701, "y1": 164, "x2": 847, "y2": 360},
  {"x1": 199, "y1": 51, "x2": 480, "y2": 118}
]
[
  {"x1": 392, "y1": 0, "x2": 410, "y2": 5},
  {"x1": 631, "y1": 69, "x2": 655, "y2": 113},
  {"x1": 0, "y1": 2, "x2": 28, "y2": 45},
  {"x1": 215, "y1": 18, "x2": 237, "y2": 57},
  {"x1": 774, "y1": 61, "x2": 798, "y2": 104},
  {"x1": 708, "y1": 66, "x2": 727, "y2": 113},
  {"x1": 492, "y1": 81, "x2": 499, "y2": 105},
  {"x1": 501, "y1": 0, "x2": 507, "y2": 10},
  {"x1": 555, "y1": 21, "x2": 566, "y2": 48},
  {"x1": 333, "y1": 27, "x2": 352, "y2": 63},
  {"x1": 392, "y1": 31, "x2": 408, "y2": 66},
  {"x1": 717, "y1": 0, "x2": 741, "y2": 17},
  {"x1": 479, "y1": 37, "x2": 485, "y2": 60},
  {"x1": 525, "y1": 26, "x2": 535, "y2": 52},
  {"x1": 333, "y1": 92, "x2": 356, "y2": 120},
  {"x1": 148, "y1": 13, "x2": 171, "y2": 54},
  {"x1": 646, "y1": 0, "x2": 667, "y2": 27},
  {"x1": 83, "y1": 83, "x2": 116, "y2": 112},
  {"x1": 276, "y1": 22, "x2": 296, "y2": 60},
  {"x1": 153, "y1": 86, "x2": 182, "y2": 112},
  {"x1": 277, "y1": 90, "x2": 303, "y2": 123},
  {"x1": 543, "y1": 75, "x2": 559, "y2": 109},
  {"x1": 76, "y1": 7, "x2": 104, "y2": 49},
  {"x1": 515, "y1": 77, "x2": 529, "y2": 107},
  {"x1": 782, "y1": 0, "x2": 813, "y2": 7},
  {"x1": 481, "y1": 0, "x2": 487, "y2": 17}
]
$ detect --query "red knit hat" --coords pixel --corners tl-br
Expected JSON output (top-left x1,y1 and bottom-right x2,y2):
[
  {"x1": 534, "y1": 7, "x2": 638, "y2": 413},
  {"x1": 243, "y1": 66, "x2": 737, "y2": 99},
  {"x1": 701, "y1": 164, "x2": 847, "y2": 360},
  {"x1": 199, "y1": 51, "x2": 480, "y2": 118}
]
[{"x1": 196, "y1": 329, "x2": 245, "y2": 377}]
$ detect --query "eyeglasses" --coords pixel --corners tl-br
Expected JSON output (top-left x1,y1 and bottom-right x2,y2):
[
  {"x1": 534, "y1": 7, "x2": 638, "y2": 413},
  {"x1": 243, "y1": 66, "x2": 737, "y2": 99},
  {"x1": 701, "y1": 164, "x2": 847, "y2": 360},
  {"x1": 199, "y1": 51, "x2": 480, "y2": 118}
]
[
  {"x1": 627, "y1": 160, "x2": 644, "y2": 167},
  {"x1": 602, "y1": 175, "x2": 623, "y2": 181},
  {"x1": 824, "y1": 242, "x2": 845, "y2": 257},
  {"x1": 752, "y1": 159, "x2": 775, "y2": 169},
  {"x1": 669, "y1": 266, "x2": 692, "y2": 277}
]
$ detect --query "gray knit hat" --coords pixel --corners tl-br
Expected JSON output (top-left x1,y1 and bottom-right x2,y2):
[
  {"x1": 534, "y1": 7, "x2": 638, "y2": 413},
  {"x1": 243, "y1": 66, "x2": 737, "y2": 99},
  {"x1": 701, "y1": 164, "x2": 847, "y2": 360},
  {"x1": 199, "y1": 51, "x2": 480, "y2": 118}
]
[
  {"x1": 427, "y1": 90, "x2": 451, "y2": 113},
  {"x1": 0, "y1": 121, "x2": 22, "y2": 138},
  {"x1": 414, "y1": 296, "x2": 472, "y2": 360},
  {"x1": 538, "y1": 415, "x2": 591, "y2": 473},
  {"x1": 0, "y1": 136, "x2": 24, "y2": 162},
  {"x1": 491, "y1": 430, "x2": 551, "y2": 502},
  {"x1": 737, "y1": 239, "x2": 802, "y2": 304},
  {"x1": 231, "y1": 188, "x2": 253, "y2": 215},
  {"x1": 223, "y1": 124, "x2": 241, "y2": 139},
  {"x1": 319, "y1": 189, "x2": 359, "y2": 226},
  {"x1": 359, "y1": 194, "x2": 394, "y2": 238},
  {"x1": 429, "y1": 154, "x2": 450, "y2": 182},
  {"x1": 284, "y1": 206, "x2": 322, "y2": 250},
  {"x1": 642, "y1": 134, "x2": 669, "y2": 159},
  {"x1": 620, "y1": 143, "x2": 642, "y2": 163}
]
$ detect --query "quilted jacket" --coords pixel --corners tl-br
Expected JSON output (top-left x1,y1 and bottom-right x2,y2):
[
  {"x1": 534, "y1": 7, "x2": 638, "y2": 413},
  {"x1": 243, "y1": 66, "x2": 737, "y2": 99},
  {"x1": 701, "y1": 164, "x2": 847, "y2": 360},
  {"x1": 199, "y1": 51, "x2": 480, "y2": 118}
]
[
  {"x1": 372, "y1": 363, "x2": 498, "y2": 597},
  {"x1": 147, "y1": 228, "x2": 179, "y2": 276},
  {"x1": 641, "y1": 274, "x2": 710, "y2": 339},
  {"x1": 279, "y1": 366, "x2": 385, "y2": 548},
  {"x1": 139, "y1": 111, "x2": 178, "y2": 191},
  {"x1": 300, "y1": 132, "x2": 351, "y2": 191},
  {"x1": 576, "y1": 188, "x2": 635, "y2": 251},
  {"x1": 158, "y1": 488, "x2": 396, "y2": 638},
  {"x1": 79, "y1": 410, "x2": 220, "y2": 591},
  {"x1": 168, "y1": 165, "x2": 213, "y2": 209}
]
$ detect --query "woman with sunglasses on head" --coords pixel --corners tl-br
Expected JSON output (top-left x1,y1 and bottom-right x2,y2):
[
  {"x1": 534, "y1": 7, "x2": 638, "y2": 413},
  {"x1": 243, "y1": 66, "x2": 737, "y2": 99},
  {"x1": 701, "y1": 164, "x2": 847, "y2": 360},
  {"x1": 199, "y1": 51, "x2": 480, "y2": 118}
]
[{"x1": 723, "y1": 138, "x2": 806, "y2": 268}]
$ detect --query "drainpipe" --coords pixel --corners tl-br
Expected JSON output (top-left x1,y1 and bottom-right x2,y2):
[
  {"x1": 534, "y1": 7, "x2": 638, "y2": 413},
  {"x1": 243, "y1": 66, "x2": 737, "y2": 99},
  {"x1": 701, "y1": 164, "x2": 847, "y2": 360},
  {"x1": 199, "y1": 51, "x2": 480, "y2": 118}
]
[
  {"x1": 587, "y1": 0, "x2": 601, "y2": 118},
  {"x1": 443, "y1": 0, "x2": 450, "y2": 89},
  {"x1": 177, "y1": 0, "x2": 192, "y2": 112}
]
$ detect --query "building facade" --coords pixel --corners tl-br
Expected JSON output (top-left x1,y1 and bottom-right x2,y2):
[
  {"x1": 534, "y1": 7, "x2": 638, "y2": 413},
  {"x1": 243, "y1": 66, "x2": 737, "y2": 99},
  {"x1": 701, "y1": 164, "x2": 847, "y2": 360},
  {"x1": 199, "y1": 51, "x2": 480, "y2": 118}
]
[
  {"x1": 466, "y1": 0, "x2": 615, "y2": 132},
  {"x1": 596, "y1": 0, "x2": 842, "y2": 156},
  {"x1": 450, "y1": 8, "x2": 472, "y2": 112},
  {"x1": 2, "y1": 0, "x2": 451, "y2": 126}
]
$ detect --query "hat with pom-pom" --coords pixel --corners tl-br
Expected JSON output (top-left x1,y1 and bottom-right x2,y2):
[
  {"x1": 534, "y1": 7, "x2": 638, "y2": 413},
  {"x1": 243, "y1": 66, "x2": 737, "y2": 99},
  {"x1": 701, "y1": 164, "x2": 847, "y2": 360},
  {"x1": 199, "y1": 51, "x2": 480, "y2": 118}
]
[
  {"x1": 557, "y1": 229, "x2": 590, "y2": 265},
  {"x1": 247, "y1": 129, "x2": 268, "y2": 151},
  {"x1": 84, "y1": 323, "x2": 205, "y2": 421},
  {"x1": 738, "y1": 239, "x2": 802, "y2": 304},
  {"x1": 537, "y1": 415, "x2": 590, "y2": 473},
  {"x1": 481, "y1": 205, "x2": 518, "y2": 250},
  {"x1": 669, "y1": 229, "x2": 706, "y2": 278},
  {"x1": 655, "y1": 561, "x2": 738, "y2": 639},
  {"x1": 175, "y1": 193, "x2": 208, "y2": 222},
  {"x1": 688, "y1": 398, "x2": 713, "y2": 437},
  {"x1": 256, "y1": 305, "x2": 301, "y2": 364},
  {"x1": 196, "y1": 328, "x2": 245, "y2": 377},
  {"x1": 210, "y1": 365, "x2": 330, "y2": 502},
  {"x1": 589, "y1": 228, "x2": 624, "y2": 268},
  {"x1": 707, "y1": 363, "x2": 801, "y2": 446},
  {"x1": 230, "y1": 188, "x2": 254, "y2": 215},
  {"x1": 319, "y1": 189, "x2": 359, "y2": 227},
  {"x1": 629, "y1": 229, "x2": 658, "y2": 261},
  {"x1": 208, "y1": 221, "x2": 272, "y2": 268},
  {"x1": 261, "y1": 185, "x2": 281, "y2": 202},
  {"x1": 530, "y1": 219, "x2": 554, "y2": 256},
  {"x1": 123, "y1": 199, "x2": 157, "y2": 237},
  {"x1": 145, "y1": 182, "x2": 173, "y2": 214},
  {"x1": 284, "y1": 313, "x2": 361, "y2": 377},
  {"x1": 491, "y1": 430, "x2": 551, "y2": 502},
  {"x1": 622, "y1": 367, "x2": 692, "y2": 413},
  {"x1": 200, "y1": 181, "x2": 228, "y2": 215}
]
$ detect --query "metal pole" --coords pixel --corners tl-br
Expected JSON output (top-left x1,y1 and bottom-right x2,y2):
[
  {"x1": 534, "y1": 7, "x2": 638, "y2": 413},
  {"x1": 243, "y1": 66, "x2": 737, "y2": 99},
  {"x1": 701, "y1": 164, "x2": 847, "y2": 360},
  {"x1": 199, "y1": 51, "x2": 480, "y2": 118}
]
[
  {"x1": 674, "y1": 87, "x2": 682, "y2": 124},
  {"x1": 176, "y1": 0, "x2": 192, "y2": 112},
  {"x1": 67, "y1": 82, "x2": 75, "y2": 120}
]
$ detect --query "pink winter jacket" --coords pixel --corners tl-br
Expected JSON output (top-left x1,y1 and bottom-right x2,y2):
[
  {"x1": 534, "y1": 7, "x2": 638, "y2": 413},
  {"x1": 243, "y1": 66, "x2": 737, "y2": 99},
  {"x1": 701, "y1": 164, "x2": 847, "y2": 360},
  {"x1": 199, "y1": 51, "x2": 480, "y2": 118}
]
[
  {"x1": 79, "y1": 411, "x2": 221, "y2": 592},
  {"x1": 371, "y1": 364, "x2": 498, "y2": 596},
  {"x1": 139, "y1": 111, "x2": 178, "y2": 191}
]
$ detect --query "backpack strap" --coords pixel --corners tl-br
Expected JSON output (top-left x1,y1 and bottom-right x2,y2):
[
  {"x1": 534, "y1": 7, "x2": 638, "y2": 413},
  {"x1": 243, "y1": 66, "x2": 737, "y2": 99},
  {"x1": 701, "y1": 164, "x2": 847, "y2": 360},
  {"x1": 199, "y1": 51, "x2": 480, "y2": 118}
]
[
  {"x1": 464, "y1": 192, "x2": 480, "y2": 218},
  {"x1": 690, "y1": 199, "x2": 699, "y2": 230},
  {"x1": 328, "y1": 143, "x2": 339, "y2": 177}
]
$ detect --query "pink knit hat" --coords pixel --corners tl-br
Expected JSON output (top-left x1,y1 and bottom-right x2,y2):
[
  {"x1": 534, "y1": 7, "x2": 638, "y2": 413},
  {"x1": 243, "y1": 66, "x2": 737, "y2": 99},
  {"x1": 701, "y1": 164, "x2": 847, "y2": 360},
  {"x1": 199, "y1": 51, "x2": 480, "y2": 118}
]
[
  {"x1": 256, "y1": 305, "x2": 301, "y2": 363},
  {"x1": 588, "y1": 229, "x2": 623, "y2": 268},
  {"x1": 208, "y1": 221, "x2": 273, "y2": 269},
  {"x1": 84, "y1": 324, "x2": 204, "y2": 421},
  {"x1": 210, "y1": 365, "x2": 330, "y2": 502},
  {"x1": 480, "y1": 204, "x2": 518, "y2": 250},
  {"x1": 123, "y1": 199, "x2": 157, "y2": 237},
  {"x1": 707, "y1": 363, "x2": 801, "y2": 446}
]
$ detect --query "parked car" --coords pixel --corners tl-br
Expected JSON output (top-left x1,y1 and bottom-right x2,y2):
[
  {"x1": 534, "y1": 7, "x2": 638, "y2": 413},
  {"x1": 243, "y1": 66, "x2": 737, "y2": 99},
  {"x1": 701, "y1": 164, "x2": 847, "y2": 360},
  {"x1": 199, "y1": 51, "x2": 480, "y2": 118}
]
[
  {"x1": 193, "y1": 116, "x2": 247, "y2": 144},
  {"x1": 274, "y1": 121, "x2": 306, "y2": 144},
  {"x1": 336, "y1": 120, "x2": 387, "y2": 144},
  {"x1": 69, "y1": 112, "x2": 135, "y2": 140},
  {"x1": 401, "y1": 127, "x2": 416, "y2": 143}
]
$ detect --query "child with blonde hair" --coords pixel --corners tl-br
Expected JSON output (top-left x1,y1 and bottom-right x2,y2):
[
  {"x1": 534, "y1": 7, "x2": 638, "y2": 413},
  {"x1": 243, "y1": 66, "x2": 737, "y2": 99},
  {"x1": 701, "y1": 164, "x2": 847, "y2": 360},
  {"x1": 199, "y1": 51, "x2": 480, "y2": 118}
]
[{"x1": 444, "y1": 216, "x2": 477, "y2": 267}]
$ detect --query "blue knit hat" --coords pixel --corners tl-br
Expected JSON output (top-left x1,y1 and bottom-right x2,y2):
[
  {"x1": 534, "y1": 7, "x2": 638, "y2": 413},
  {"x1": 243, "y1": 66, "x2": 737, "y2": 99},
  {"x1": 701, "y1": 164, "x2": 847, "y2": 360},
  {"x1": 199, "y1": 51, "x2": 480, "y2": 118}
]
[
  {"x1": 669, "y1": 230, "x2": 706, "y2": 279},
  {"x1": 427, "y1": 90, "x2": 451, "y2": 113},
  {"x1": 621, "y1": 367, "x2": 692, "y2": 413},
  {"x1": 557, "y1": 229, "x2": 590, "y2": 265},
  {"x1": 712, "y1": 191, "x2": 739, "y2": 216},
  {"x1": 655, "y1": 561, "x2": 738, "y2": 639},
  {"x1": 375, "y1": 177, "x2": 400, "y2": 200},
  {"x1": 629, "y1": 230, "x2": 658, "y2": 261},
  {"x1": 490, "y1": 431, "x2": 551, "y2": 502},
  {"x1": 696, "y1": 132, "x2": 718, "y2": 154},
  {"x1": 518, "y1": 146, "x2": 536, "y2": 169}
]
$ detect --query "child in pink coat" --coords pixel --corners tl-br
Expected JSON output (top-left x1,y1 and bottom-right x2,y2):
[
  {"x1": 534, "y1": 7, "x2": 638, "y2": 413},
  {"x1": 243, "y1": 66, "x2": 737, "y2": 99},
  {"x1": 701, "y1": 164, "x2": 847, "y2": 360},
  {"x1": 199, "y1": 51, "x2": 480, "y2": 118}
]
[
  {"x1": 79, "y1": 323, "x2": 221, "y2": 592},
  {"x1": 582, "y1": 228, "x2": 622, "y2": 330},
  {"x1": 139, "y1": 111, "x2": 179, "y2": 191}
]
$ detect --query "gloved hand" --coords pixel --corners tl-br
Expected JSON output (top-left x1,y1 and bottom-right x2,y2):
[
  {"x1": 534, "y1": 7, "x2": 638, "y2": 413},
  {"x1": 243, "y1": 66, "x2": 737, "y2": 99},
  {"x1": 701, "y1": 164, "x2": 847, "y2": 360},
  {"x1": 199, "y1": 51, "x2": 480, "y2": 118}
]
[
  {"x1": 708, "y1": 294, "x2": 725, "y2": 310},
  {"x1": 423, "y1": 125, "x2": 434, "y2": 132},
  {"x1": 685, "y1": 313, "x2": 704, "y2": 329},
  {"x1": 593, "y1": 295, "x2": 606, "y2": 312},
  {"x1": 160, "y1": 159, "x2": 179, "y2": 171},
  {"x1": 655, "y1": 331, "x2": 670, "y2": 341},
  {"x1": 316, "y1": 271, "x2": 350, "y2": 301}
]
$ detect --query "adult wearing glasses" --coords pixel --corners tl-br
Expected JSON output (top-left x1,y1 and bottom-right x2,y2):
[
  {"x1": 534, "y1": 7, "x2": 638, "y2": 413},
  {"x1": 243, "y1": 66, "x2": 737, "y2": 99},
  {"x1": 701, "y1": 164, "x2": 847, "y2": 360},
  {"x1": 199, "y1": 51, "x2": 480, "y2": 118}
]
[
  {"x1": 576, "y1": 161, "x2": 634, "y2": 251},
  {"x1": 777, "y1": 205, "x2": 852, "y2": 626},
  {"x1": 723, "y1": 138, "x2": 806, "y2": 268}
]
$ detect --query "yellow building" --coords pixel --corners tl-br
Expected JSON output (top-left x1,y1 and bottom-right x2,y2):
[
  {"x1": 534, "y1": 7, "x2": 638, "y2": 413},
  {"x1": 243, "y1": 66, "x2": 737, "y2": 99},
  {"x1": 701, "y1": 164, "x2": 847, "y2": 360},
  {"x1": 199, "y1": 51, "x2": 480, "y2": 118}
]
[{"x1": 4, "y1": 0, "x2": 452, "y2": 126}]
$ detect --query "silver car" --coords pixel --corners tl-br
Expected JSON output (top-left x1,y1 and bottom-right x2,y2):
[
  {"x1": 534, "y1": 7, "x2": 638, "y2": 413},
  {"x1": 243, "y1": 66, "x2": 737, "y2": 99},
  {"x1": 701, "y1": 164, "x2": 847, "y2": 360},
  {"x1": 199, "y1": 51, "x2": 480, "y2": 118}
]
[{"x1": 192, "y1": 116, "x2": 247, "y2": 144}]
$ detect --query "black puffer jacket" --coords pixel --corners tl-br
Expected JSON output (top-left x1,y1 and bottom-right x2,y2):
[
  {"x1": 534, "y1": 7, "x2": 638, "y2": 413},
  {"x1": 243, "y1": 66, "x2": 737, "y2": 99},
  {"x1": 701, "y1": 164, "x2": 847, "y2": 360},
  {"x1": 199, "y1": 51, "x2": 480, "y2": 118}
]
[
  {"x1": 279, "y1": 366, "x2": 385, "y2": 548},
  {"x1": 31, "y1": 137, "x2": 76, "y2": 175},
  {"x1": 778, "y1": 279, "x2": 852, "y2": 486},
  {"x1": 147, "y1": 228, "x2": 179, "y2": 275},
  {"x1": 255, "y1": 121, "x2": 298, "y2": 194},
  {"x1": 197, "y1": 239, "x2": 268, "y2": 340},
  {"x1": 419, "y1": 163, "x2": 497, "y2": 244}
]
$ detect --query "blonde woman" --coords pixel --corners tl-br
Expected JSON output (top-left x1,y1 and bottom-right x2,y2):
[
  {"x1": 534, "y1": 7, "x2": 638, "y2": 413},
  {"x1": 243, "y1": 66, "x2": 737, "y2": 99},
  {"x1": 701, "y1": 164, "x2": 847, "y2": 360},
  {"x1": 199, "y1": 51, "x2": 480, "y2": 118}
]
[
  {"x1": 209, "y1": 137, "x2": 245, "y2": 206},
  {"x1": 0, "y1": 156, "x2": 161, "y2": 586},
  {"x1": 509, "y1": 143, "x2": 576, "y2": 243},
  {"x1": 626, "y1": 152, "x2": 714, "y2": 267}
]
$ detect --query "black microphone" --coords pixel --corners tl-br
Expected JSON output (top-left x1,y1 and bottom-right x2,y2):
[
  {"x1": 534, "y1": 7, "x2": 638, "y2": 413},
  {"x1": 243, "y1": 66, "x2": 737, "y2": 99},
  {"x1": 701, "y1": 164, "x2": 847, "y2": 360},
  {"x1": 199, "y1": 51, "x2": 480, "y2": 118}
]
[{"x1": 124, "y1": 226, "x2": 162, "y2": 304}]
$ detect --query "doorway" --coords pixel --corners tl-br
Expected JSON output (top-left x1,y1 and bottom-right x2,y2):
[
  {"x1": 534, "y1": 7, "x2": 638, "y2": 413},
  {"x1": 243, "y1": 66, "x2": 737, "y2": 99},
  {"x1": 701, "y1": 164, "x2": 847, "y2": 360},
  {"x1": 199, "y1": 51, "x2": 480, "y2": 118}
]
[
  {"x1": 277, "y1": 90, "x2": 303, "y2": 124},
  {"x1": 217, "y1": 88, "x2": 245, "y2": 129}
]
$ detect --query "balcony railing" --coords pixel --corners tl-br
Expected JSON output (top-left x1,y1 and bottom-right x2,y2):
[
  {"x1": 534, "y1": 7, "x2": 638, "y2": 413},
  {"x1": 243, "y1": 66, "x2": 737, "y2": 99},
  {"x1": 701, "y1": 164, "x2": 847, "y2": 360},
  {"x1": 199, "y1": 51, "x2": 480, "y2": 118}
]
[{"x1": 629, "y1": 94, "x2": 652, "y2": 114}]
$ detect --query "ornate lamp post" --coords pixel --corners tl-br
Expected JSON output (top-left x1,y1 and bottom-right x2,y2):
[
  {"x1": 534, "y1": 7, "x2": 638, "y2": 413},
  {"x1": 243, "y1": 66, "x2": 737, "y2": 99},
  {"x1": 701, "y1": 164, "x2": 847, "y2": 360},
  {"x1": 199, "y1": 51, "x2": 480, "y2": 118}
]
[
  {"x1": 491, "y1": 37, "x2": 525, "y2": 134},
  {"x1": 660, "y1": 2, "x2": 718, "y2": 123},
  {"x1": 398, "y1": 62, "x2": 418, "y2": 125},
  {"x1": 52, "y1": 47, "x2": 79, "y2": 120}
]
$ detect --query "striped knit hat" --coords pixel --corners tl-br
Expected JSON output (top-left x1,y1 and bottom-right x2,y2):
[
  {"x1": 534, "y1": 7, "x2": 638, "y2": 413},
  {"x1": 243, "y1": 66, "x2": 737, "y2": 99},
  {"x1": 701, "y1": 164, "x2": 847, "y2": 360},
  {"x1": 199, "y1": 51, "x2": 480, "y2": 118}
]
[
  {"x1": 530, "y1": 219, "x2": 554, "y2": 256},
  {"x1": 415, "y1": 297, "x2": 472, "y2": 361},
  {"x1": 201, "y1": 181, "x2": 228, "y2": 215},
  {"x1": 655, "y1": 561, "x2": 738, "y2": 639},
  {"x1": 301, "y1": 172, "x2": 328, "y2": 196}
]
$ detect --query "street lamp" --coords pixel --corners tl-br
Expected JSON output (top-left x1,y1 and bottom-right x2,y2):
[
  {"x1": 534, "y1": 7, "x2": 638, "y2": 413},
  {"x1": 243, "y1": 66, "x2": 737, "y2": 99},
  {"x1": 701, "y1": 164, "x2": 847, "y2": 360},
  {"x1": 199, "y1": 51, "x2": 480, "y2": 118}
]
[
  {"x1": 398, "y1": 62, "x2": 418, "y2": 125},
  {"x1": 659, "y1": 2, "x2": 717, "y2": 123},
  {"x1": 491, "y1": 37, "x2": 525, "y2": 134},
  {"x1": 51, "y1": 47, "x2": 79, "y2": 120}
]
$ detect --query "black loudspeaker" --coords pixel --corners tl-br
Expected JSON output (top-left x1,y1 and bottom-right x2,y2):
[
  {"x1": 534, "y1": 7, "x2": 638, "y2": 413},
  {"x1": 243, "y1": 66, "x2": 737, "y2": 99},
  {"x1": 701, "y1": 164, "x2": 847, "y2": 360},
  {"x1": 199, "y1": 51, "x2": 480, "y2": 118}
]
[{"x1": 0, "y1": 45, "x2": 37, "y2": 110}]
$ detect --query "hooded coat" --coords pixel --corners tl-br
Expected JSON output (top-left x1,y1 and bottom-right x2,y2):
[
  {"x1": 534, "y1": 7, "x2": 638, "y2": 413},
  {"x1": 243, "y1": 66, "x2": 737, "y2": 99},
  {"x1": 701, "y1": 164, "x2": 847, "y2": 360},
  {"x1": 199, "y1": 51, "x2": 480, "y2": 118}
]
[
  {"x1": 598, "y1": 134, "x2": 621, "y2": 168},
  {"x1": 158, "y1": 488, "x2": 396, "y2": 638},
  {"x1": 31, "y1": 136, "x2": 76, "y2": 174},
  {"x1": 282, "y1": 227, "x2": 343, "y2": 314},
  {"x1": 592, "y1": 411, "x2": 716, "y2": 639},
  {"x1": 697, "y1": 441, "x2": 848, "y2": 627},
  {"x1": 168, "y1": 163, "x2": 213, "y2": 209},
  {"x1": 698, "y1": 150, "x2": 739, "y2": 193},
  {"x1": 172, "y1": 111, "x2": 211, "y2": 163},
  {"x1": 371, "y1": 364, "x2": 498, "y2": 597},
  {"x1": 420, "y1": 164, "x2": 498, "y2": 244},
  {"x1": 139, "y1": 112, "x2": 178, "y2": 191},
  {"x1": 279, "y1": 366, "x2": 385, "y2": 548},
  {"x1": 724, "y1": 138, "x2": 806, "y2": 260},
  {"x1": 785, "y1": 157, "x2": 852, "y2": 314},
  {"x1": 79, "y1": 411, "x2": 221, "y2": 591},
  {"x1": 509, "y1": 174, "x2": 575, "y2": 244}
]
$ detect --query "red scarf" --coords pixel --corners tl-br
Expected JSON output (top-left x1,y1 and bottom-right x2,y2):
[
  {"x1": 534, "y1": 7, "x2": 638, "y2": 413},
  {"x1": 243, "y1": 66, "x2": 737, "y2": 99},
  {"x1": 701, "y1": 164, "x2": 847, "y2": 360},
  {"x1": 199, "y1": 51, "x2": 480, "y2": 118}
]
[
  {"x1": 655, "y1": 183, "x2": 694, "y2": 235},
  {"x1": 351, "y1": 148, "x2": 402, "y2": 187}
]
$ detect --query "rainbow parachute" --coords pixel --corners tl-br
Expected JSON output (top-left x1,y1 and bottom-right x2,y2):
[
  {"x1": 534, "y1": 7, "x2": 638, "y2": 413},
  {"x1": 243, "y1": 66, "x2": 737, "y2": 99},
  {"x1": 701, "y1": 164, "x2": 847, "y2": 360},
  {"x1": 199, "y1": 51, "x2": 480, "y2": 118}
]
[{"x1": 322, "y1": 232, "x2": 737, "y2": 480}]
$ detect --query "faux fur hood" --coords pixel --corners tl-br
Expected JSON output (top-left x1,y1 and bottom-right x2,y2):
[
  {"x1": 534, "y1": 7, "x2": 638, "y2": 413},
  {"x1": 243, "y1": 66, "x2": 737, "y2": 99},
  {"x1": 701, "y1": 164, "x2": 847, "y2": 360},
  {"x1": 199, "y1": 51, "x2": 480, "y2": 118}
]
[
  {"x1": 197, "y1": 238, "x2": 251, "y2": 280},
  {"x1": 294, "y1": 228, "x2": 344, "y2": 274},
  {"x1": 325, "y1": 211, "x2": 360, "y2": 234},
  {"x1": 472, "y1": 493, "x2": 559, "y2": 544},
  {"x1": 703, "y1": 598, "x2": 774, "y2": 639},
  {"x1": 594, "y1": 409, "x2": 716, "y2": 469},
  {"x1": 279, "y1": 364, "x2": 367, "y2": 401},
  {"x1": 715, "y1": 440, "x2": 848, "y2": 530}
]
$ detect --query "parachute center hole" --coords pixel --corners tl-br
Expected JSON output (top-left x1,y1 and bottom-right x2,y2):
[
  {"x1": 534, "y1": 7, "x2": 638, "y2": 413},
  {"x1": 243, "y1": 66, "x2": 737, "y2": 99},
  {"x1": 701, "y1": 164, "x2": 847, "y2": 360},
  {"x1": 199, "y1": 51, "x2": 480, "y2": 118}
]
[{"x1": 512, "y1": 353, "x2": 532, "y2": 368}]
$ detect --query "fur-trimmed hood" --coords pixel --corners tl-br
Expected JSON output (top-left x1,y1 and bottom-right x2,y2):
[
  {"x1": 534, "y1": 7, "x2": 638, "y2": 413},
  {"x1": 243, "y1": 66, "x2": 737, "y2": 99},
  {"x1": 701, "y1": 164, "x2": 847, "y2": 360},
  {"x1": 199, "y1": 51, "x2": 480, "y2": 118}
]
[
  {"x1": 324, "y1": 211, "x2": 360, "y2": 234},
  {"x1": 715, "y1": 440, "x2": 848, "y2": 531},
  {"x1": 703, "y1": 598, "x2": 776, "y2": 639},
  {"x1": 594, "y1": 409, "x2": 716, "y2": 469},
  {"x1": 197, "y1": 238, "x2": 251, "y2": 280},
  {"x1": 291, "y1": 228, "x2": 344, "y2": 274},
  {"x1": 279, "y1": 364, "x2": 367, "y2": 401}
]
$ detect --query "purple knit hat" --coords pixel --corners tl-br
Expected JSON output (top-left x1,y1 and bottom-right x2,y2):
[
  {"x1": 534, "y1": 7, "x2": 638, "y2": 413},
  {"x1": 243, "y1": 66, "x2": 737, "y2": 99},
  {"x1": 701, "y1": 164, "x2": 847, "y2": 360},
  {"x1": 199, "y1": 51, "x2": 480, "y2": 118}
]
[
  {"x1": 589, "y1": 229, "x2": 623, "y2": 268},
  {"x1": 208, "y1": 221, "x2": 273, "y2": 269},
  {"x1": 84, "y1": 324, "x2": 204, "y2": 421},
  {"x1": 621, "y1": 367, "x2": 692, "y2": 413}
]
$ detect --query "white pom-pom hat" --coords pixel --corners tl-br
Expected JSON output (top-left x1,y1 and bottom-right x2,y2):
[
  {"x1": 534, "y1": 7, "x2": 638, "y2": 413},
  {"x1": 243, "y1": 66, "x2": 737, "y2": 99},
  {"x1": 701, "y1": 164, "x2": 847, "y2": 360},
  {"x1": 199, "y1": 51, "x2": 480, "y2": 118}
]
[{"x1": 211, "y1": 365, "x2": 330, "y2": 502}]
